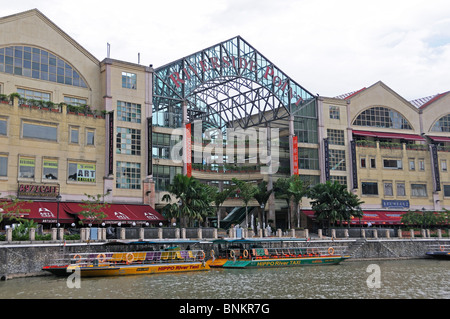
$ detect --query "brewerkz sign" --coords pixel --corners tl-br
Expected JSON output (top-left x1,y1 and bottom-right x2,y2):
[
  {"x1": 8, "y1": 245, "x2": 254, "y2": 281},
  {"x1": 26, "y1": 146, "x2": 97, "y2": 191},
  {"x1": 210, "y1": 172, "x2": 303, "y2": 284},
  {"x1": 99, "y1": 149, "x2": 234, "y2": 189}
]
[{"x1": 18, "y1": 183, "x2": 60, "y2": 198}]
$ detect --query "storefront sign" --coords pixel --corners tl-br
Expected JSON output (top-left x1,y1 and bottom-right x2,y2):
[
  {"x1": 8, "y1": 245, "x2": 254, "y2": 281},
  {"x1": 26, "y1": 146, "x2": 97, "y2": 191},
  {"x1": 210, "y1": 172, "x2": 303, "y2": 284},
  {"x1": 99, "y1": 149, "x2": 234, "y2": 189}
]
[
  {"x1": 292, "y1": 135, "x2": 299, "y2": 175},
  {"x1": 350, "y1": 140, "x2": 358, "y2": 189},
  {"x1": 430, "y1": 144, "x2": 441, "y2": 191},
  {"x1": 382, "y1": 200, "x2": 410, "y2": 208},
  {"x1": 167, "y1": 54, "x2": 305, "y2": 106},
  {"x1": 185, "y1": 123, "x2": 192, "y2": 177},
  {"x1": 18, "y1": 183, "x2": 60, "y2": 198},
  {"x1": 323, "y1": 138, "x2": 330, "y2": 181},
  {"x1": 76, "y1": 163, "x2": 96, "y2": 182}
]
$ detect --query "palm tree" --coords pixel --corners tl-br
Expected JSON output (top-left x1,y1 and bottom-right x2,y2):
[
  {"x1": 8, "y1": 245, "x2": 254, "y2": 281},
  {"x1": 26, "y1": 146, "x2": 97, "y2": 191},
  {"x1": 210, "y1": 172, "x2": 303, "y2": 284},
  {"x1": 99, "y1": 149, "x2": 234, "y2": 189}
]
[
  {"x1": 288, "y1": 175, "x2": 308, "y2": 229},
  {"x1": 307, "y1": 181, "x2": 363, "y2": 231},
  {"x1": 162, "y1": 174, "x2": 215, "y2": 227},
  {"x1": 274, "y1": 177, "x2": 292, "y2": 228},
  {"x1": 232, "y1": 178, "x2": 258, "y2": 229},
  {"x1": 252, "y1": 181, "x2": 273, "y2": 231},
  {"x1": 212, "y1": 185, "x2": 236, "y2": 229}
]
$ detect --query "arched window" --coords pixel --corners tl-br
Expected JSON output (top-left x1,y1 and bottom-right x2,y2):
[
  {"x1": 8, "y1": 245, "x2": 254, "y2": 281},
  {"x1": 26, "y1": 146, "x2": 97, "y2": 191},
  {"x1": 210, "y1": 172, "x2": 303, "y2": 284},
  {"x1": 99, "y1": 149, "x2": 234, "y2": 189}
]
[
  {"x1": 0, "y1": 45, "x2": 88, "y2": 88},
  {"x1": 353, "y1": 106, "x2": 412, "y2": 129},
  {"x1": 432, "y1": 114, "x2": 450, "y2": 132}
]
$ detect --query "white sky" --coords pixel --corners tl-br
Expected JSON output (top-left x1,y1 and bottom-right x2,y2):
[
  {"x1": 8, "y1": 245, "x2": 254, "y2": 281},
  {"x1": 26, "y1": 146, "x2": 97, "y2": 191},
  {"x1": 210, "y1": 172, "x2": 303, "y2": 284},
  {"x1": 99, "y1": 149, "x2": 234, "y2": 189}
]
[{"x1": 4, "y1": 0, "x2": 450, "y2": 100}]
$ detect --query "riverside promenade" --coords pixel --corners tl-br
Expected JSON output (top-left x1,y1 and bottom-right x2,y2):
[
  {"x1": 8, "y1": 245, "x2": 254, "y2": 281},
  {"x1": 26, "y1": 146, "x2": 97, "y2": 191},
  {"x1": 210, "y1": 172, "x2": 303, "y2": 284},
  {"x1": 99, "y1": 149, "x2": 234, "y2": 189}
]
[{"x1": 0, "y1": 226, "x2": 449, "y2": 280}]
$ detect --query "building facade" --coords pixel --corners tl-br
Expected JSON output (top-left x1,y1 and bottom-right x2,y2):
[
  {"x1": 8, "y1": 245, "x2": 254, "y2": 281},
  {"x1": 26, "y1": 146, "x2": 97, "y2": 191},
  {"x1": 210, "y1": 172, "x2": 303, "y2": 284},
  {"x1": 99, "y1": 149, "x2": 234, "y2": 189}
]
[{"x1": 1, "y1": 9, "x2": 449, "y2": 229}]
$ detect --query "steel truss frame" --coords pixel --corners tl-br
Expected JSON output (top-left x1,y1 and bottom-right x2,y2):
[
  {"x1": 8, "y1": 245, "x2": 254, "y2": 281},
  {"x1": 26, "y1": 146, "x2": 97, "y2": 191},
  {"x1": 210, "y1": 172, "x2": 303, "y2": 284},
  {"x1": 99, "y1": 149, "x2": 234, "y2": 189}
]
[{"x1": 153, "y1": 36, "x2": 315, "y2": 132}]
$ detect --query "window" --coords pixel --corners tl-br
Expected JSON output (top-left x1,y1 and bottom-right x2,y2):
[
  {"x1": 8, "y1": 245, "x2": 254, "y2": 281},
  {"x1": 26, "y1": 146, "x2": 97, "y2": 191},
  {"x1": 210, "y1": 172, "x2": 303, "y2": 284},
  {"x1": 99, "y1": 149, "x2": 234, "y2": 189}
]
[
  {"x1": 298, "y1": 148, "x2": 319, "y2": 170},
  {"x1": 68, "y1": 162, "x2": 96, "y2": 183},
  {"x1": 43, "y1": 158, "x2": 58, "y2": 180},
  {"x1": 383, "y1": 159, "x2": 402, "y2": 169},
  {"x1": 362, "y1": 182, "x2": 378, "y2": 195},
  {"x1": 152, "y1": 110, "x2": 183, "y2": 128},
  {"x1": 117, "y1": 101, "x2": 141, "y2": 123},
  {"x1": 153, "y1": 164, "x2": 182, "y2": 191},
  {"x1": 19, "y1": 157, "x2": 35, "y2": 178},
  {"x1": 327, "y1": 129, "x2": 345, "y2": 145},
  {"x1": 0, "y1": 118, "x2": 6, "y2": 135},
  {"x1": 86, "y1": 129, "x2": 95, "y2": 146},
  {"x1": 329, "y1": 106, "x2": 340, "y2": 120},
  {"x1": 70, "y1": 127, "x2": 79, "y2": 144},
  {"x1": 117, "y1": 127, "x2": 141, "y2": 155},
  {"x1": 122, "y1": 72, "x2": 137, "y2": 89},
  {"x1": 418, "y1": 159, "x2": 425, "y2": 171},
  {"x1": 0, "y1": 155, "x2": 7, "y2": 177},
  {"x1": 432, "y1": 114, "x2": 450, "y2": 132},
  {"x1": 409, "y1": 159, "x2": 415, "y2": 170},
  {"x1": 370, "y1": 157, "x2": 376, "y2": 168},
  {"x1": 17, "y1": 88, "x2": 50, "y2": 101},
  {"x1": 441, "y1": 160, "x2": 447, "y2": 171},
  {"x1": 444, "y1": 185, "x2": 450, "y2": 197},
  {"x1": 64, "y1": 96, "x2": 87, "y2": 106},
  {"x1": 152, "y1": 132, "x2": 181, "y2": 159},
  {"x1": 23, "y1": 121, "x2": 57, "y2": 141},
  {"x1": 330, "y1": 175, "x2": 347, "y2": 186},
  {"x1": 294, "y1": 118, "x2": 318, "y2": 144},
  {"x1": 360, "y1": 157, "x2": 366, "y2": 168},
  {"x1": 116, "y1": 161, "x2": 141, "y2": 189},
  {"x1": 329, "y1": 149, "x2": 346, "y2": 171},
  {"x1": 384, "y1": 182, "x2": 393, "y2": 196},
  {"x1": 411, "y1": 184, "x2": 427, "y2": 197},
  {"x1": 396, "y1": 182, "x2": 406, "y2": 196},
  {"x1": 0, "y1": 46, "x2": 87, "y2": 88},
  {"x1": 353, "y1": 106, "x2": 412, "y2": 129}
]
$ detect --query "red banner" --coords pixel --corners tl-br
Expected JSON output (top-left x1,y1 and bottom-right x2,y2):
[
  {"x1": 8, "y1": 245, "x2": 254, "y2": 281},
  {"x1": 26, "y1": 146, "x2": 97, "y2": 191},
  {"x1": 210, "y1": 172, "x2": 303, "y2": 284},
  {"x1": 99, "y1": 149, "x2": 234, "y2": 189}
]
[
  {"x1": 292, "y1": 135, "x2": 299, "y2": 175},
  {"x1": 186, "y1": 123, "x2": 192, "y2": 177}
]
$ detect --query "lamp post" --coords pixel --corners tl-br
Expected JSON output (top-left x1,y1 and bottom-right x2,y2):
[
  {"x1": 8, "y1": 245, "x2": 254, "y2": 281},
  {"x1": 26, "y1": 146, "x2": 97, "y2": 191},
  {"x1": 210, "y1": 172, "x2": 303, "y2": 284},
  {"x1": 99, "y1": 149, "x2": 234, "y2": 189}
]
[{"x1": 56, "y1": 194, "x2": 62, "y2": 240}]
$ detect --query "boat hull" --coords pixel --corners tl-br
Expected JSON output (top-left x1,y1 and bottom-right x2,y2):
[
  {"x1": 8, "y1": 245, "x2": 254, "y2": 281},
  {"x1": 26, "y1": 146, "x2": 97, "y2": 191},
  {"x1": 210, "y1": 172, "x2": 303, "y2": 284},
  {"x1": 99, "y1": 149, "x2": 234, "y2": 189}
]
[
  {"x1": 43, "y1": 261, "x2": 210, "y2": 277},
  {"x1": 210, "y1": 255, "x2": 350, "y2": 269},
  {"x1": 426, "y1": 252, "x2": 450, "y2": 260}
]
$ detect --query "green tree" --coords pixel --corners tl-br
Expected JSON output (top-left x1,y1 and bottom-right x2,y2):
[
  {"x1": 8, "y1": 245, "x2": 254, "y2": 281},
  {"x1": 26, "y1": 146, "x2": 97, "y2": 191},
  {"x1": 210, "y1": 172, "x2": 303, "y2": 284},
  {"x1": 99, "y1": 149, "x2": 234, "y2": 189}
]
[
  {"x1": 162, "y1": 174, "x2": 215, "y2": 227},
  {"x1": 0, "y1": 194, "x2": 31, "y2": 224},
  {"x1": 274, "y1": 177, "x2": 292, "y2": 228},
  {"x1": 232, "y1": 178, "x2": 258, "y2": 229},
  {"x1": 307, "y1": 181, "x2": 364, "y2": 230},
  {"x1": 252, "y1": 180, "x2": 272, "y2": 231},
  {"x1": 212, "y1": 184, "x2": 236, "y2": 229},
  {"x1": 288, "y1": 175, "x2": 308, "y2": 229},
  {"x1": 78, "y1": 193, "x2": 109, "y2": 226},
  {"x1": 274, "y1": 175, "x2": 309, "y2": 229}
]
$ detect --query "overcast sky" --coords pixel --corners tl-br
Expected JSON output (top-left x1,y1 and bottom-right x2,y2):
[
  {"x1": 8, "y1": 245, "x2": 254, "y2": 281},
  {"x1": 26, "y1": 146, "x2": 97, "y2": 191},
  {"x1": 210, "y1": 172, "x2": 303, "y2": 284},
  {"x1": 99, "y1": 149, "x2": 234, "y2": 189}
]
[{"x1": 4, "y1": 0, "x2": 450, "y2": 100}]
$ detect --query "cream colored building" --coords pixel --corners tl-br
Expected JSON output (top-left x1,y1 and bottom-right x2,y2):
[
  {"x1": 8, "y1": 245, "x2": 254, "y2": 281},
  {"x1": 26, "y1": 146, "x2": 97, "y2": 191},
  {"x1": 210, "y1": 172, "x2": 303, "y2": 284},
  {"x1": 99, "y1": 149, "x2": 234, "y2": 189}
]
[
  {"x1": 1, "y1": 9, "x2": 449, "y2": 229},
  {"x1": 320, "y1": 81, "x2": 450, "y2": 219}
]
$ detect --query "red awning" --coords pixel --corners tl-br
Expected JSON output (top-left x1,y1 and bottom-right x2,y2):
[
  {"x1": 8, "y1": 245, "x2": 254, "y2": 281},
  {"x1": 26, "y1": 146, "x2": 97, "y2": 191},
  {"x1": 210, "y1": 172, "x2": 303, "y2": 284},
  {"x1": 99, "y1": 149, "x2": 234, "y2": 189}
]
[
  {"x1": 3, "y1": 201, "x2": 76, "y2": 224},
  {"x1": 302, "y1": 210, "x2": 405, "y2": 225},
  {"x1": 63, "y1": 202, "x2": 165, "y2": 225},
  {"x1": 352, "y1": 130, "x2": 425, "y2": 141},
  {"x1": 428, "y1": 136, "x2": 450, "y2": 142}
]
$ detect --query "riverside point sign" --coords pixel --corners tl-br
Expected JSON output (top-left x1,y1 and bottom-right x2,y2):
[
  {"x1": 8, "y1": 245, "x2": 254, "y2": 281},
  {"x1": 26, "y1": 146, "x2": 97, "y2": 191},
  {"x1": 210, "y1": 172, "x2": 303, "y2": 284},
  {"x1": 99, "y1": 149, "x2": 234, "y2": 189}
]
[{"x1": 167, "y1": 54, "x2": 306, "y2": 106}]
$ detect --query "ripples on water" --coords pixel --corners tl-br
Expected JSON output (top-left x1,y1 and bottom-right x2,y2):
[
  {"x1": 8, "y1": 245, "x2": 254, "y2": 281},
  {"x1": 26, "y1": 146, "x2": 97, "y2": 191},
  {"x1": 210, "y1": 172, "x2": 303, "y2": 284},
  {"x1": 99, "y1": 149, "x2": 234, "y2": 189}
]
[{"x1": 0, "y1": 260, "x2": 449, "y2": 299}]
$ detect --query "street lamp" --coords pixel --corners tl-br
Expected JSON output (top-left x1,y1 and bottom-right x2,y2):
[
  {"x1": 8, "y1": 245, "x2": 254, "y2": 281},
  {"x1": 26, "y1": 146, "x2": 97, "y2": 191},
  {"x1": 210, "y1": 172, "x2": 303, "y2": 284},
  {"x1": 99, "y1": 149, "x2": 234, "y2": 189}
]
[{"x1": 56, "y1": 194, "x2": 62, "y2": 228}]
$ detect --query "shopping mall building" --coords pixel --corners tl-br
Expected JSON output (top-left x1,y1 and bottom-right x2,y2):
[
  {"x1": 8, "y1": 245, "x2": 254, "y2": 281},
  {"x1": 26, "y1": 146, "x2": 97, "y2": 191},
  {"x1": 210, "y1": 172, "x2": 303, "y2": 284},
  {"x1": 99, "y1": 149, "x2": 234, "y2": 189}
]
[{"x1": 1, "y1": 9, "x2": 449, "y2": 230}]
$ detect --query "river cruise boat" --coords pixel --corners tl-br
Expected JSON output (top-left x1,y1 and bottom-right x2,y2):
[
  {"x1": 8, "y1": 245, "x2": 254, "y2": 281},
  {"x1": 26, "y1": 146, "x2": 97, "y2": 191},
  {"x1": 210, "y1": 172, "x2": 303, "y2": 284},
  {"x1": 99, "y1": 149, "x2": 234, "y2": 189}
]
[
  {"x1": 207, "y1": 238, "x2": 350, "y2": 268},
  {"x1": 426, "y1": 243, "x2": 450, "y2": 260},
  {"x1": 43, "y1": 240, "x2": 210, "y2": 277}
]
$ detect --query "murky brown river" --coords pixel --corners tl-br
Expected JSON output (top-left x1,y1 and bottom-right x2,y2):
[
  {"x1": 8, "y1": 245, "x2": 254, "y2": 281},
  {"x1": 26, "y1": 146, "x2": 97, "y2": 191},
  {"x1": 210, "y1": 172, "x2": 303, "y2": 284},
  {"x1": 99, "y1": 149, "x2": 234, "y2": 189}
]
[{"x1": 0, "y1": 259, "x2": 448, "y2": 299}]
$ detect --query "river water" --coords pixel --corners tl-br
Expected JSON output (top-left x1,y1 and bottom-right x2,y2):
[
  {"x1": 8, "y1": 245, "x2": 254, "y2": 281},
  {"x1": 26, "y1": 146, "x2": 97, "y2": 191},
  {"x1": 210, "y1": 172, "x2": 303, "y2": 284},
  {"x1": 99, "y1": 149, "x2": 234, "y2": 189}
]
[{"x1": 0, "y1": 259, "x2": 448, "y2": 299}]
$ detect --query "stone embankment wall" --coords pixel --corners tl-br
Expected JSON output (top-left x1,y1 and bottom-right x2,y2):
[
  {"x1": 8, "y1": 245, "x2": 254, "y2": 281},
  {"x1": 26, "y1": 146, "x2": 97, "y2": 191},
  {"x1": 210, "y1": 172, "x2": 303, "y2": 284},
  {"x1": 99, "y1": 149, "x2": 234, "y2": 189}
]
[{"x1": 1, "y1": 237, "x2": 449, "y2": 280}]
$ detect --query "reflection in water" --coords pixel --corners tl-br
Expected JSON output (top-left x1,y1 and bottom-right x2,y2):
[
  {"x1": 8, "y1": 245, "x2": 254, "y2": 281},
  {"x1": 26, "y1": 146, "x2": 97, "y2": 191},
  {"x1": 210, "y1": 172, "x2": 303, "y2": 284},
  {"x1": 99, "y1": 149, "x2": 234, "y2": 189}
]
[{"x1": 0, "y1": 260, "x2": 449, "y2": 299}]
